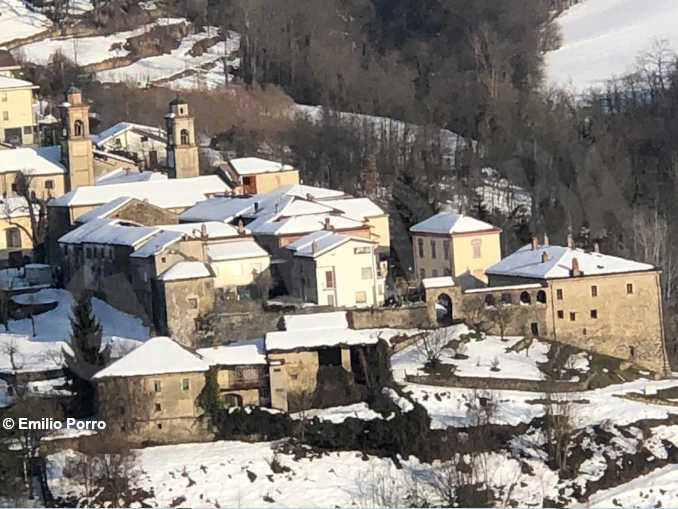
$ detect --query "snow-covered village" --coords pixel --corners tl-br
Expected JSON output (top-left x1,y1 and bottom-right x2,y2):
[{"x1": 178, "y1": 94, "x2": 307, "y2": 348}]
[{"x1": 3, "y1": 0, "x2": 678, "y2": 507}]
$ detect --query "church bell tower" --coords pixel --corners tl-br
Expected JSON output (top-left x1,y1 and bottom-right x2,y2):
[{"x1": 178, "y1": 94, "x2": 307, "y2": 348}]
[
  {"x1": 165, "y1": 97, "x2": 199, "y2": 179},
  {"x1": 59, "y1": 86, "x2": 94, "y2": 191}
]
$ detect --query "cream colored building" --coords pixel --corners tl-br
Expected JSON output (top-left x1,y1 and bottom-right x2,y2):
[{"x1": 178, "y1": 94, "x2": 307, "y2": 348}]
[
  {"x1": 206, "y1": 239, "x2": 271, "y2": 290},
  {"x1": 0, "y1": 76, "x2": 38, "y2": 146},
  {"x1": 283, "y1": 230, "x2": 385, "y2": 307},
  {"x1": 410, "y1": 210, "x2": 501, "y2": 287},
  {"x1": 483, "y1": 237, "x2": 669, "y2": 374},
  {"x1": 227, "y1": 157, "x2": 300, "y2": 194},
  {"x1": 93, "y1": 337, "x2": 211, "y2": 444}
]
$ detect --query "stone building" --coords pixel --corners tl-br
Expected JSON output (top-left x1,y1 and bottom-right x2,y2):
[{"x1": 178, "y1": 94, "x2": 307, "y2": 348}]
[
  {"x1": 197, "y1": 338, "x2": 269, "y2": 407},
  {"x1": 281, "y1": 230, "x2": 385, "y2": 307},
  {"x1": 410, "y1": 208, "x2": 501, "y2": 287},
  {"x1": 93, "y1": 336, "x2": 211, "y2": 444},
  {"x1": 422, "y1": 235, "x2": 669, "y2": 374},
  {"x1": 165, "y1": 97, "x2": 199, "y2": 179},
  {"x1": 153, "y1": 261, "x2": 216, "y2": 348},
  {"x1": 226, "y1": 157, "x2": 300, "y2": 194}
]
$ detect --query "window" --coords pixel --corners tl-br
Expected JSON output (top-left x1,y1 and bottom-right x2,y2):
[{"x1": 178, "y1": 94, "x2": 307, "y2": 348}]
[
  {"x1": 356, "y1": 291, "x2": 367, "y2": 303},
  {"x1": 557, "y1": 310, "x2": 564, "y2": 319},
  {"x1": 327, "y1": 294, "x2": 335, "y2": 306},
  {"x1": 243, "y1": 176, "x2": 252, "y2": 185},
  {"x1": 556, "y1": 289, "x2": 563, "y2": 300},
  {"x1": 2, "y1": 111, "x2": 8, "y2": 121},
  {"x1": 419, "y1": 268, "x2": 425, "y2": 279},
  {"x1": 443, "y1": 240, "x2": 450, "y2": 259},
  {"x1": 157, "y1": 423, "x2": 163, "y2": 429},
  {"x1": 591, "y1": 285, "x2": 598, "y2": 297},
  {"x1": 325, "y1": 270, "x2": 334, "y2": 289},
  {"x1": 501, "y1": 293, "x2": 512, "y2": 304},
  {"x1": 432, "y1": 269, "x2": 438, "y2": 277},
  {"x1": 472, "y1": 239, "x2": 482, "y2": 258},
  {"x1": 154, "y1": 380, "x2": 162, "y2": 393},
  {"x1": 45, "y1": 179, "x2": 54, "y2": 189},
  {"x1": 485, "y1": 294, "x2": 495, "y2": 307},
  {"x1": 536, "y1": 290, "x2": 547, "y2": 304},
  {"x1": 0, "y1": 93, "x2": 5, "y2": 102},
  {"x1": 161, "y1": 256, "x2": 166, "y2": 263},
  {"x1": 155, "y1": 403, "x2": 161, "y2": 412},
  {"x1": 74, "y1": 120, "x2": 84, "y2": 137},
  {"x1": 570, "y1": 312, "x2": 576, "y2": 321},
  {"x1": 626, "y1": 283, "x2": 634, "y2": 294},
  {"x1": 182, "y1": 378, "x2": 190, "y2": 391},
  {"x1": 590, "y1": 309, "x2": 598, "y2": 319},
  {"x1": 141, "y1": 135, "x2": 149, "y2": 142},
  {"x1": 10, "y1": 183, "x2": 16, "y2": 193},
  {"x1": 5, "y1": 228, "x2": 21, "y2": 248},
  {"x1": 520, "y1": 291, "x2": 531, "y2": 304},
  {"x1": 180, "y1": 129, "x2": 190, "y2": 145},
  {"x1": 417, "y1": 238, "x2": 424, "y2": 258},
  {"x1": 187, "y1": 297, "x2": 198, "y2": 309},
  {"x1": 378, "y1": 284, "x2": 383, "y2": 296},
  {"x1": 23, "y1": 126, "x2": 32, "y2": 135},
  {"x1": 86, "y1": 248, "x2": 92, "y2": 259},
  {"x1": 361, "y1": 267, "x2": 373, "y2": 280},
  {"x1": 318, "y1": 347, "x2": 342, "y2": 366},
  {"x1": 354, "y1": 247, "x2": 370, "y2": 254},
  {"x1": 430, "y1": 240, "x2": 437, "y2": 259}
]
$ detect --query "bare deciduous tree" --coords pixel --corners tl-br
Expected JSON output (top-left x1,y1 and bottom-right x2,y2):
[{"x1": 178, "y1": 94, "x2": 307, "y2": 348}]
[
  {"x1": 417, "y1": 328, "x2": 453, "y2": 368},
  {"x1": 543, "y1": 392, "x2": 576, "y2": 474}
]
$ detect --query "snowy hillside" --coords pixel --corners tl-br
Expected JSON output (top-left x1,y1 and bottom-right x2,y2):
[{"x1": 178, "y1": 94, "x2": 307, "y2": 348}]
[{"x1": 545, "y1": 0, "x2": 678, "y2": 91}]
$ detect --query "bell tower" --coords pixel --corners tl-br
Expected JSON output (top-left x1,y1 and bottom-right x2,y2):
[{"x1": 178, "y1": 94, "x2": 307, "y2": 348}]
[
  {"x1": 59, "y1": 86, "x2": 94, "y2": 191},
  {"x1": 165, "y1": 97, "x2": 199, "y2": 179}
]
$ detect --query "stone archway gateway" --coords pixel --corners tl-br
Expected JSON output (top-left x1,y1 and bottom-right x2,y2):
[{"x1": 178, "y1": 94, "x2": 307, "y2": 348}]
[{"x1": 436, "y1": 293, "x2": 453, "y2": 325}]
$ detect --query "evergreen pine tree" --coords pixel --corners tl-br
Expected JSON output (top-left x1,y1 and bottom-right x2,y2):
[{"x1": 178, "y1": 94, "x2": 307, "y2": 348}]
[{"x1": 63, "y1": 293, "x2": 110, "y2": 415}]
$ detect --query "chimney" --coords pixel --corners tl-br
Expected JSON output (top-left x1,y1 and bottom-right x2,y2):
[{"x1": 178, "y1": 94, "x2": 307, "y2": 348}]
[
  {"x1": 254, "y1": 201, "x2": 259, "y2": 212},
  {"x1": 200, "y1": 223, "x2": 208, "y2": 240},
  {"x1": 541, "y1": 251, "x2": 549, "y2": 263},
  {"x1": 567, "y1": 233, "x2": 574, "y2": 249},
  {"x1": 311, "y1": 240, "x2": 318, "y2": 254},
  {"x1": 571, "y1": 257, "x2": 581, "y2": 277},
  {"x1": 593, "y1": 242, "x2": 600, "y2": 253},
  {"x1": 531, "y1": 236, "x2": 538, "y2": 251},
  {"x1": 543, "y1": 233, "x2": 549, "y2": 246},
  {"x1": 324, "y1": 217, "x2": 331, "y2": 230},
  {"x1": 306, "y1": 193, "x2": 313, "y2": 201},
  {"x1": 237, "y1": 219, "x2": 245, "y2": 236}
]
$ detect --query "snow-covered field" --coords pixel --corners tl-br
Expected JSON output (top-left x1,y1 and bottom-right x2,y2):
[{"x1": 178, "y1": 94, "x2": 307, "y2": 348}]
[
  {"x1": 7, "y1": 288, "x2": 149, "y2": 342},
  {"x1": 0, "y1": 0, "x2": 51, "y2": 45},
  {"x1": 545, "y1": 0, "x2": 678, "y2": 91}
]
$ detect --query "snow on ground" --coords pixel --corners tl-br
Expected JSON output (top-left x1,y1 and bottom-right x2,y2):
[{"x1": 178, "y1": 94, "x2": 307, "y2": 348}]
[
  {"x1": 452, "y1": 335, "x2": 550, "y2": 381},
  {"x1": 545, "y1": 0, "x2": 678, "y2": 92},
  {"x1": 7, "y1": 288, "x2": 149, "y2": 342},
  {"x1": 47, "y1": 441, "x2": 437, "y2": 507},
  {"x1": 0, "y1": 0, "x2": 51, "y2": 45},
  {"x1": 15, "y1": 20, "x2": 185, "y2": 67},
  {"x1": 291, "y1": 403, "x2": 382, "y2": 423},
  {"x1": 97, "y1": 29, "x2": 240, "y2": 89}
]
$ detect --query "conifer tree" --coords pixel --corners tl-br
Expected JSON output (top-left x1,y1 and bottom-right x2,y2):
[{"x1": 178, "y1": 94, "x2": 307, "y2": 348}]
[{"x1": 63, "y1": 293, "x2": 110, "y2": 415}]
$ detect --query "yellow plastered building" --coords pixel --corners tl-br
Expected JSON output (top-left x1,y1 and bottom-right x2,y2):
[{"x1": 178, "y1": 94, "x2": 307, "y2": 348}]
[{"x1": 0, "y1": 76, "x2": 38, "y2": 146}]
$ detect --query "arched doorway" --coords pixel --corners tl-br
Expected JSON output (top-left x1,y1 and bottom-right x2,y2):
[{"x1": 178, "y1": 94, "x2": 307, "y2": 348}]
[{"x1": 436, "y1": 293, "x2": 453, "y2": 325}]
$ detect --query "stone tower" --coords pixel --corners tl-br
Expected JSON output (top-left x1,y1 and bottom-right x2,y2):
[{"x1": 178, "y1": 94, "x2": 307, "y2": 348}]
[
  {"x1": 59, "y1": 86, "x2": 94, "y2": 191},
  {"x1": 165, "y1": 97, "x2": 199, "y2": 179}
]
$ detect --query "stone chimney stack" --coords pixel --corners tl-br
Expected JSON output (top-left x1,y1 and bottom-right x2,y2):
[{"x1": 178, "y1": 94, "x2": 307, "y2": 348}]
[
  {"x1": 324, "y1": 217, "x2": 331, "y2": 230},
  {"x1": 200, "y1": 223, "x2": 208, "y2": 240},
  {"x1": 237, "y1": 219, "x2": 245, "y2": 236},
  {"x1": 571, "y1": 257, "x2": 581, "y2": 277},
  {"x1": 593, "y1": 242, "x2": 600, "y2": 253},
  {"x1": 531, "y1": 236, "x2": 538, "y2": 250},
  {"x1": 543, "y1": 233, "x2": 549, "y2": 246},
  {"x1": 567, "y1": 233, "x2": 574, "y2": 249},
  {"x1": 311, "y1": 240, "x2": 318, "y2": 255},
  {"x1": 541, "y1": 251, "x2": 549, "y2": 263}
]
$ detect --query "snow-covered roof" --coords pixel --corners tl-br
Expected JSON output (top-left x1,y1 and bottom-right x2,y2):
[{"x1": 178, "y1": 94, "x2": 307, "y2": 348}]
[
  {"x1": 283, "y1": 311, "x2": 349, "y2": 331},
  {"x1": 92, "y1": 149, "x2": 137, "y2": 165},
  {"x1": 229, "y1": 157, "x2": 295, "y2": 176},
  {"x1": 485, "y1": 243, "x2": 656, "y2": 280},
  {"x1": 95, "y1": 169, "x2": 167, "y2": 186},
  {"x1": 266, "y1": 328, "x2": 379, "y2": 352},
  {"x1": 322, "y1": 198, "x2": 385, "y2": 220},
  {"x1": 410, "y1": 212, "x2": 498, "y2": 235},
  {"x1": 284, "y1": 184, "x2": 346, "y2": 201},
  {"x1": 0, "y1": 196, "x2": 36, "y2": 218},
  {"x1": 0, "y1": 76, "x2": 37, "y2": 90},
  {"x1": 92, "y1": 121, "x2": 166, "y2": 146},
  {"x1": 49, "y1": 175, "x2": 230, "y2": 210},
  {"x1": 286, "y1": 230, "x2": 374, "y2": 258},
  {"x1": 160, "y1": 222, "x2": 239, "y2": 239},
  {"x1": 278, "y1": 199, "x2": 335, "y2": 217},
  {"x1": 207, "y1": 240, "x2": 269, "y2": 262},
  {"x1": 464, "y1": 283, "x2": 543, "y2": 294},
  {"x1": 93, "y1": 337, "x2": 209, "y2": 379},
  {"x1": 157, "y1": 261, "x2": 213, "y2": 281},
  {"x1": 130, "y1": 230, "x2": 183, "y2": 258},
  {"x1": 179, "y1": 196, "x2": 254, "y2": 223},
  {"x1": 74, "y1": 196, "x2": 133, "y2": 224},
  {"x1": 58, "y1": 218, "x2": 158, "y2": 247},
  {"x1": 197, "y1": 338, "x2": 266, "y2": 366},
  {"x1": 422, "y1": 276, "x2": 455, "y2": 289},
  {"x1": 253, "y1": 213, "x2": 365, "y2": 236},
  {"x1": 0, "y1": 146, "x2": 66, "y2": 175}
]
